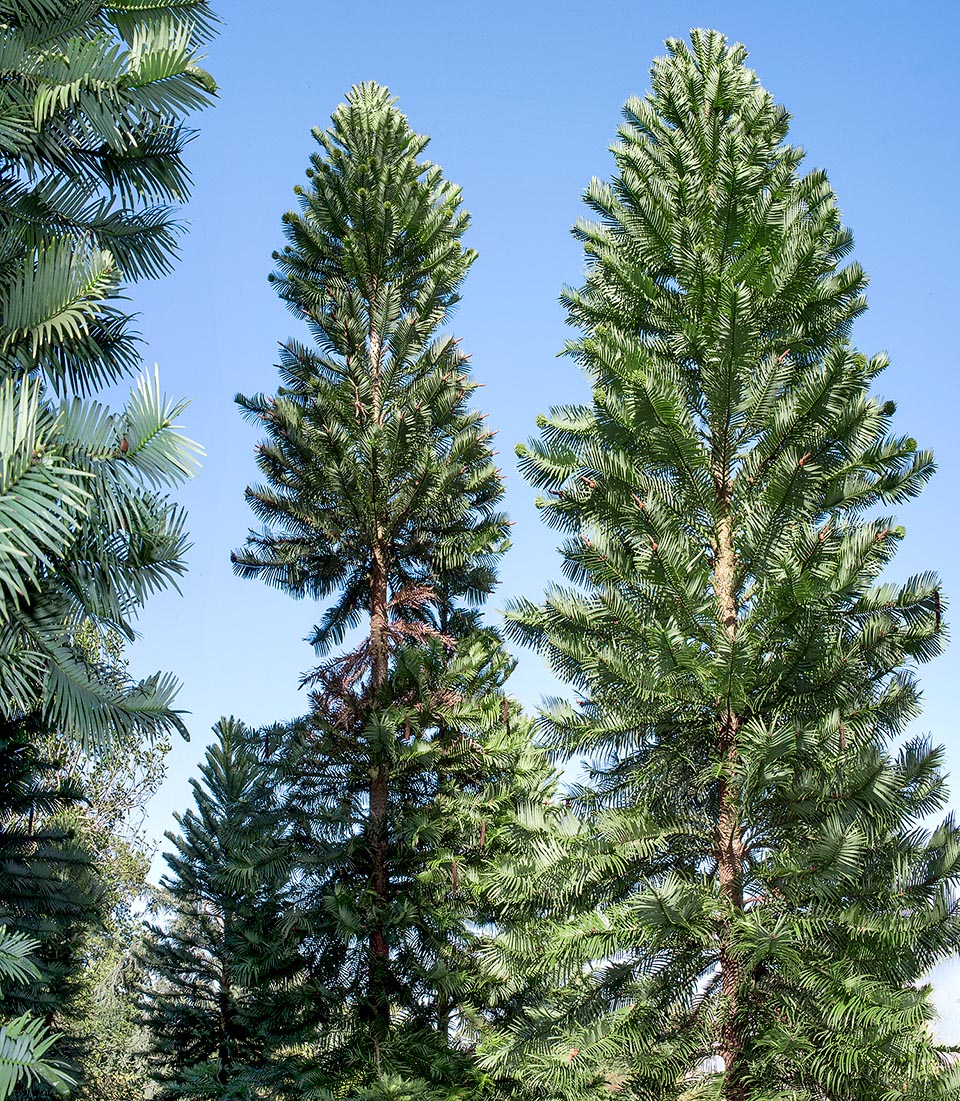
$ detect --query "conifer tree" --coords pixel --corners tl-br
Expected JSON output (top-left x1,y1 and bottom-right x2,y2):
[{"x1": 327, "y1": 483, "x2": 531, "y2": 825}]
[
  {"x1": 233, "y1": 84, "x2": 553, "y2": 1090},
  {"x1": 490, "y1": 30, "x2": 960, "y2": 1101},
  {"x1": 140, "y1": 719, "x2": 308, "y2": 1101}
]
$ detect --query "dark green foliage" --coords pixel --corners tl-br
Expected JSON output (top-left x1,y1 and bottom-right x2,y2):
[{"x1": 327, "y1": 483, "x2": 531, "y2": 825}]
[
  {"x1": 234, "y1": 84, "x2": 553, "y2": 1093},
  {"x1": 0, "y1": 626, "x2": 176, "y2": 1101},
  {"x1": 0, "y1": 722, "x2": 100, "y2": 1019},
  {"x1": 140, "y1": 718, "x2": 309, "y2": 1101},
  {"x1": 0, "y1": 0, "x2": 217, "y2": 391},
  {"x1": 40, "y1": 625, "x2": 173, "y2": 1101},
  {"x1": 0, "y1": 718, "x2": 104, "y2": 1096},
  {"x1": 272, "y1": 637, "x2": 554, "y2": 1089},
  {"x1": 0, "y1": 4, "x2": 219, "y2": 1089},
  {"x1": 69, "y1": 927, "x2": 152, "y2": 1101},
  {"x1": 487, "y1": 29, "x2": 960, "y2": 1101},
  {"x1": 0, "y1": 925, "x2": 72, "y2": 1101},
  {"x1": 234, "y1": 81, "x2": 507, "y2": 648}
]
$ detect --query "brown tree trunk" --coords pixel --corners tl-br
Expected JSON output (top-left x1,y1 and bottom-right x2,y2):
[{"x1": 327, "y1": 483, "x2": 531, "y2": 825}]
[
  {"x1": 365, "y1": 278, "x2": 395, "y2": 1061},
  {"x1": 367, "y1": 531, "x2": 391, "y2": 1050},
  {"x1": 713, "y1": 503, "x2": 746, "y2": 1100},
  {"x1": 217, "y1": 919, "x2": 232, "y2": 1086}
]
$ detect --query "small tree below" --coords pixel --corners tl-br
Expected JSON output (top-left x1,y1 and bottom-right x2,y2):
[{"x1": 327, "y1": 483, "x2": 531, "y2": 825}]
[{"x1": 141, "y1": 718, "x2": 309, "y2": 1101}]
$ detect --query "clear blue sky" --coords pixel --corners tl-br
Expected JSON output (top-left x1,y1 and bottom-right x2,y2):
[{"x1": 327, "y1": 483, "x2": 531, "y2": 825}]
[{"x1": 124, "y1": 0, "x2": 960, "y2": 1028}]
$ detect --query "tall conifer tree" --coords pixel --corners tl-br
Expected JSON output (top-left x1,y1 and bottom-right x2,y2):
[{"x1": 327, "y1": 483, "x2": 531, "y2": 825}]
[
  {"x1": 233, "y1": 84, "x2": 552, "y2": 1091},
  {"x1": 490, "y1": 30, "x2": 960, "y2": 1101}
]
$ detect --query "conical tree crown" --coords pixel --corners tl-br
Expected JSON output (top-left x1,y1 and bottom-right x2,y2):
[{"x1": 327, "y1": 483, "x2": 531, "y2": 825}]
[
  {"x1": 141, "y1": 718, "x2": 308, "y2": 1101},
  {"x1": 515, "y1": 29, "x2": 940, "y2": 806},
  {"x1": 497, "y1": 28, "x2": 959, "y2": 1101},
  {"x1": 275, "y1": 81, "x2": 470, "y2": 346},
  {"x1": 235, "y1": 82, "x2": 507, "y2": 661}
]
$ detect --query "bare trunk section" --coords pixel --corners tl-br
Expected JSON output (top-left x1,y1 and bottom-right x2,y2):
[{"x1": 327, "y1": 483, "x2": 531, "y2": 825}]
[
  {"x1": 713, "y1": 504, "x2": 746, "y2": 1100},
  {"x1": 369, "y1": 294, "x2": 383, "y2": 425}
]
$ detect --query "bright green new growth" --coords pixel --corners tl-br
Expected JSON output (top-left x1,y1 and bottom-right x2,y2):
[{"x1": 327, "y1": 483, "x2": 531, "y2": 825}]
[{"x1": 490, "y1": 29, "x2": 960, "y2": 1101}]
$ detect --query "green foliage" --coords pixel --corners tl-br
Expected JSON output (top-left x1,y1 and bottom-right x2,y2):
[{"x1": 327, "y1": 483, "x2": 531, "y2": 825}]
[
  {"x1": 0, "y1": 927, "x2": 72, "y2": 1101},
  {"x1": 234, "y1": 80, "x2": 507, "y2": 647},
  {"x1": 272, "y1": 638, "x2": 555, "y2": 1090},
  {"x1": 140, "y1": 718, "x2": 312, "y2": 1101},
  {"x1": 0, "y1": 0, "x2": 216, "y2": 749},
  {"x1": 233, "y1": 83, "x2": 554, "y2": 1095},
  {"x1": 68, "y1": 926, "x2": 152, "y2": 1101},
  {"x1": 0, "y1": 720, "x2": 104, "y2": 1101},
  {"x1": 0, "y1": 0, "x2": 217, "y2": 388},
  {"x1": 339, "y1": 1074, "x2": 472, "y2": 1101},
  {"x1": 0, "y1": 367, "x2": 200, "y2": 748},
  {"x1": 0, "y1": 721, "x2": 103, "y2": 1029},
  {"x1": 486, "y1": 28, "x2": 960, "y2": 1101},
  {"x1": 0, "y1": 6, "x2": 219, "y2": 1090},
  {"x1": 32, "y1": 623, "x2": 172, "y2": 1101}
]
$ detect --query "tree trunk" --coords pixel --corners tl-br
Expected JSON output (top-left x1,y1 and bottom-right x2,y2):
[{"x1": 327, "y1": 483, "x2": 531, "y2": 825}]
[
  {"x1": 364, "y1": 278, "x2": 392, "y2": 1042},
  {"x1": 218, "y1": 922, "x2": 233, "y2": 1086},
  {"x1": 713, "y1": 505, "x2": 745, "y2": 1100},
  {"x1": 367, "y1": 537, "x2": 391, "y2": 1046},
  {"x1": 369, "y1": 296, "x2": 383, "y2": 424}
]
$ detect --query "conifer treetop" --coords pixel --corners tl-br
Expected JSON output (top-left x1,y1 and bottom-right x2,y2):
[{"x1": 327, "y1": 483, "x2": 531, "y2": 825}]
[{"x1": 234, "y1": 82, "x2": 509, "y2": 665}]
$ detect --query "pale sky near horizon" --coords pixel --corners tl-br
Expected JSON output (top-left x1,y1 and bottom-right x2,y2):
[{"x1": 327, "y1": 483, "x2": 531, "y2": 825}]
[{"x1": 118, "y1": 0, "x2": 960, "y2": 1039}]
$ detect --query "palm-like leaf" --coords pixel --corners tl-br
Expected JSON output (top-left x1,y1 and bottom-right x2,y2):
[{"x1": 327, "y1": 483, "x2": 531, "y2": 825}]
[
  {"x1": 0, "y1": 376, "x2": 91, "y2": 614},
  {"x1": 0, "y1": 926, "x2": 72, "y2": 1101},
  {"x1": 0, "y1": 242, "x2": 122, "y2": 379},
  {"x1": 0, "y1": 1012, "x2": 72, "y2": 1101},
  {"x1": 0, "y1": 369, "x2": 198, "y2": 746},
  {"x1": 0, "y1": 926, "x2": 40, "y2": 988},
  {"x1": 0, "y1": 0, "x2": 216, "y2": 751}
]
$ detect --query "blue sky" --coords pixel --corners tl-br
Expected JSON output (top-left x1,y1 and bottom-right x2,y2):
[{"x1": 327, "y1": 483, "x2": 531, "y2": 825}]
[{"x1": 124, "y1": 0, "x2": 960, "y2": 1031}]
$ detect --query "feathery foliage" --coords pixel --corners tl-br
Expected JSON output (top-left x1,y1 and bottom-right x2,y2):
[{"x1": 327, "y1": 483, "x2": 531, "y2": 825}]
[{"x1": 488, "y1": 29, "x2": 960, "y2": 1101}]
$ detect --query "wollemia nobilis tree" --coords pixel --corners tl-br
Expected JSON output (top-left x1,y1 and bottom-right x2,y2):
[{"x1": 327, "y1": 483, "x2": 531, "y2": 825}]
[
  {"x1": 233, "y1": 84, "x2": 553, "y2": 1093},
  {"x1": 488, "y1": 29, "x2": 960, "y2": 1101}
]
